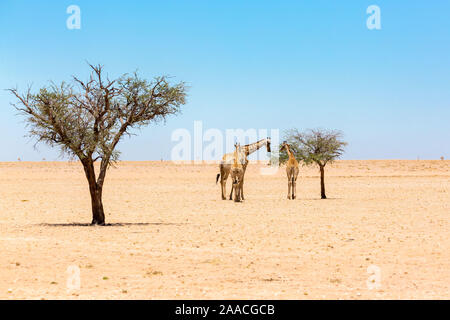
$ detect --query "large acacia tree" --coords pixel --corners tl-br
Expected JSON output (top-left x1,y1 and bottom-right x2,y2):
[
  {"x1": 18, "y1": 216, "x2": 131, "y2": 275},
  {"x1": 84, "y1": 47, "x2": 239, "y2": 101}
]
[
  {"x1": 280, "y1": 128, "x2": 347, "y2": 199},
  {"x1": 9, "y1": 64, "x2": 187, "y2": 225}
]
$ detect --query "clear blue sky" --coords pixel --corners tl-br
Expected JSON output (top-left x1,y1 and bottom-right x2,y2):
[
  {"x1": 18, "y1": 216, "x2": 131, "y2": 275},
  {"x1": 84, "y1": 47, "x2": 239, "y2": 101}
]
[{"x1": 1, "y1": 0, "x2": 449, "y2": 160}]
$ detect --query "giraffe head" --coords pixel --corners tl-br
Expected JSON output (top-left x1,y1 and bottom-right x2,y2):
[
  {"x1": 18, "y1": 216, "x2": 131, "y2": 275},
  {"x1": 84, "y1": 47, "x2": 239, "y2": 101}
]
[
  {"x1": 266, "y1": 137, "x2": 271, "y2": 153},
  {"x1": 280, "y1": 140, "x2": 289, "y2": 152},
  {"x1": 281, "y1": 141, "x2": 296, "y2": 159}
]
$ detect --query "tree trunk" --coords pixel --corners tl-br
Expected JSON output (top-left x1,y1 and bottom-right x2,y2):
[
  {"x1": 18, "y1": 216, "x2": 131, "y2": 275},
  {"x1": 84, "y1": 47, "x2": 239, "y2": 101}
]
[
  {"x1": 83, "y1": 160, "x2": 105, "y2": 225},
  {"x1": 320, "y1": 165, "x2": 326, "y2": 199},
  {"x1": 89, "y1": 184, "x2": 105, "y2": 225}
]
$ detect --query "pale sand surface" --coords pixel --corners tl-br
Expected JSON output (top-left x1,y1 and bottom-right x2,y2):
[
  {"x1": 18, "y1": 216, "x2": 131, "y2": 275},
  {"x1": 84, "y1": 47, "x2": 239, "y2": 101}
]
[{"x1": 0, "y1": 160, "x2": 449, "y2": 299}]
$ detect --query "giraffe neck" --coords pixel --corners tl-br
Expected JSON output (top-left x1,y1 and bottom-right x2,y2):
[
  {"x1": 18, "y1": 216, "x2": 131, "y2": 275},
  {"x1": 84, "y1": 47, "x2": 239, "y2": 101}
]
[
  {"x1": 286, "y1": 146, "x2": 295, "y2": 160},
  {"x1": 244, "y1": 139, "x2": 267, "y2": 156},
  {"x1": 233, "y1": 145, "x2": 245, "y2": 167}
]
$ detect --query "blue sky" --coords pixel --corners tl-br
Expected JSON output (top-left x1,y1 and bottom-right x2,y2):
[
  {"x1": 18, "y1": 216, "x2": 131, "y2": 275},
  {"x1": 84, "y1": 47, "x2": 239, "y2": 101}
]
[{"x1": 1, "y1": 0, "x2": 449, "y2": 160}]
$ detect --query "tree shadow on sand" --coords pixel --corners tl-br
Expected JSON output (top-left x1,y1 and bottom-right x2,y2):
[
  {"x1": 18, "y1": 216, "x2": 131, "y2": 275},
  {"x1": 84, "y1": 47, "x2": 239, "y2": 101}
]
[
  {"x1": 39, "y1": 222, "x2": 187, "y2": 227},
  {"x1": 301, "y1": 197, "x2": 342, "y2": 201}
]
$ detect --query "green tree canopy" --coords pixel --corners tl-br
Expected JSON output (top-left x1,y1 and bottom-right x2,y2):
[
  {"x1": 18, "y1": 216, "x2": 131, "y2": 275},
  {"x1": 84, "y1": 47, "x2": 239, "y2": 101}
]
[
  {"x1": 279, "y1": 128, "x2": 347, "y2": 166},
  {"x1": 278, "y1": 128, "x2": 347, "y2": 199},
  {"x1": 9, "y1": 64, "x2": 188, "y2": 224}
]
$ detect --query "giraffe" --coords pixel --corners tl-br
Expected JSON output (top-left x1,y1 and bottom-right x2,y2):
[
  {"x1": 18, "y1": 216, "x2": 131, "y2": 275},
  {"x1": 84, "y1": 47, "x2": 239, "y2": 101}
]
[
  {"x1": 216, "y1": 138, "x2": 271, "y2": 200},
  {"x1": 229, "y1": 143, "x2": 245, "y2": 202},
  {"x1": 280, "y1": 141, "x2": 299, "y2": 200}
]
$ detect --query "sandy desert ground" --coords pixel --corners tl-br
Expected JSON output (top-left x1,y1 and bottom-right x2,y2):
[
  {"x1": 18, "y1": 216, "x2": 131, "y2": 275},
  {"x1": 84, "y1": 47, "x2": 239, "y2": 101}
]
[{"x1": 0, "y1": 160, "x2": 449, "y2": 299}]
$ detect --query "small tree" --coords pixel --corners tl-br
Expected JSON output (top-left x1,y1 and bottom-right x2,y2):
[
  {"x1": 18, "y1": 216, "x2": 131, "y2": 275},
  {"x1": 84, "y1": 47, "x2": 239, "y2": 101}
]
[
  {"x1": 281, "y1": 128, "x2": 347, "y2": 199},
  {"x1": 9, "y1": 64, "x2": 187, "y2": 225}
]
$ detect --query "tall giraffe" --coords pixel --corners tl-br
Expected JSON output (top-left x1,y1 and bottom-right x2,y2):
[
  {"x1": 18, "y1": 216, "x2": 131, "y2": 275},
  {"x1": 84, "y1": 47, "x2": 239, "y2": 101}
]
[
  {"x1": 216, "y1": 138, "x2": 271, "y2": 200},
  {"x1": 281, "y1": 141, "x2": 299, "y2": 200}
]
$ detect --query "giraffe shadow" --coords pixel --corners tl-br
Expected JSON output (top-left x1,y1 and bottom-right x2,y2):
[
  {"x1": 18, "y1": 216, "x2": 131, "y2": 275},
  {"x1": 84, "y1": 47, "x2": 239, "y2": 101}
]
[{"x1": 38, "y1": 222, "x2": 187, "y2": 227}]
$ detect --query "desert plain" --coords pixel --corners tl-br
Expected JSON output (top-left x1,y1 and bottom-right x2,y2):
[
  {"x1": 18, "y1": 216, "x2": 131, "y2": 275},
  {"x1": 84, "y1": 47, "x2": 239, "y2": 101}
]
[{"x1": 0, "y1": 160, "x2": 449, "y2": 299}]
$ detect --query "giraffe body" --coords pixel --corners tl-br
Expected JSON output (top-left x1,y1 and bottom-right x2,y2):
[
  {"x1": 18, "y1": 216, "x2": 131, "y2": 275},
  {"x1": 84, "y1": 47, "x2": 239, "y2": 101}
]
[{"x1": 216, "y1": 138, "x2": 271, "y2": 200}]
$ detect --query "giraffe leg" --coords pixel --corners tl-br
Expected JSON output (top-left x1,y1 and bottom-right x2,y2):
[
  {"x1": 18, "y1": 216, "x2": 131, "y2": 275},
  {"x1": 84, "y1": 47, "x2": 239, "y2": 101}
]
[
  {"x1": 287, "y1": 177, "x2": 292, "y2": 200},
  {"x1": 293, "y1": 169, "x2": 299, "y2": 200},
  {"x1": 240, "y1": 175, "x2": 245, "y2": 200},
  {"x1": 220, "y1": 165, "x2": 230, "y2": 200},
  {"x1": 240, "y1": 164, "x2": 247, "y2": 200},
  {"x1": 234, "y1": 183, "x2": 241, "y2": 202},
  {"x1": 292, "y1": 177, "x2": 296, "y2": 199},
  {"x1": 220, "y1": 176, "x2": 226, "y2": 200},
  {"x1": 229, "y1": 184, "x2": 234, "y2": 200},
  {"x1": 221, "y1": 180, "x2": 227, "y2": 200}
]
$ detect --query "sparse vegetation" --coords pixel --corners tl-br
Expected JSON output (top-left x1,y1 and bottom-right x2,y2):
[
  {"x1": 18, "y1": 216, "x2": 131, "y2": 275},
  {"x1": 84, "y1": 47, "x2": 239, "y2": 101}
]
[
  {"x1": 279, "y1": 128, "x2": 347, "y2": 199},
  {"x1": 9, "y1": 64, "x2": 187, "y2": 225}
]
